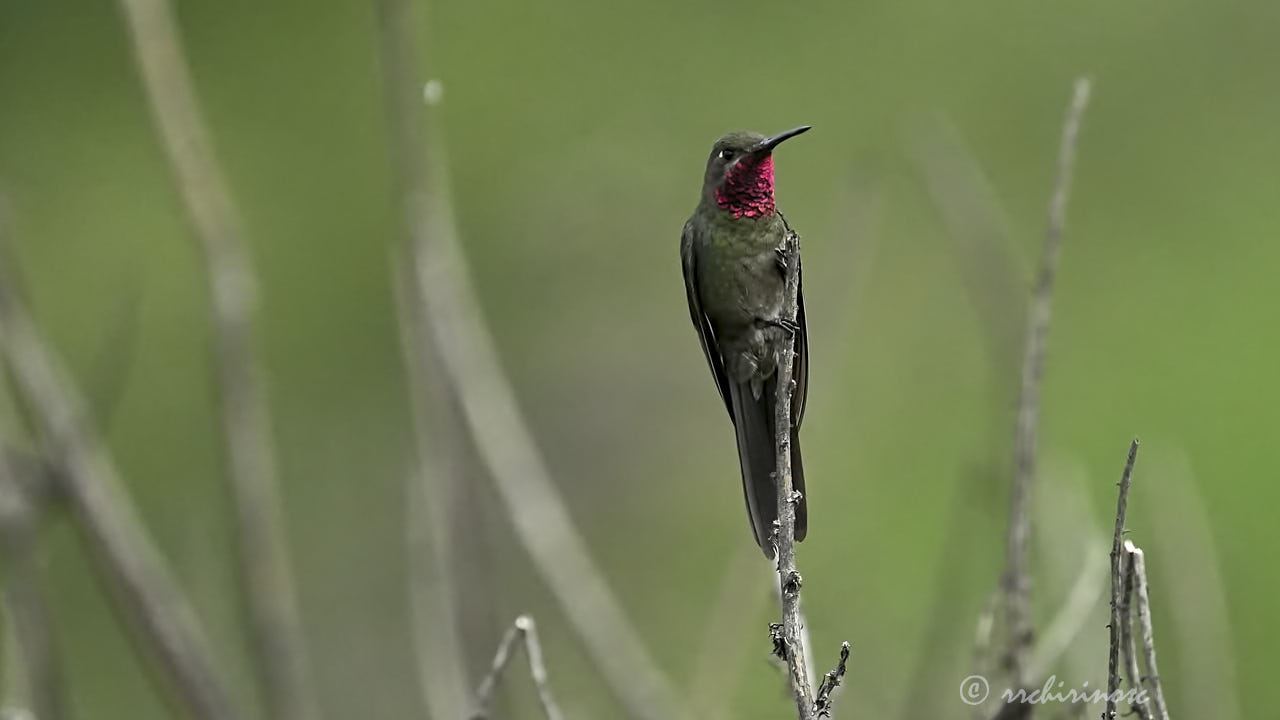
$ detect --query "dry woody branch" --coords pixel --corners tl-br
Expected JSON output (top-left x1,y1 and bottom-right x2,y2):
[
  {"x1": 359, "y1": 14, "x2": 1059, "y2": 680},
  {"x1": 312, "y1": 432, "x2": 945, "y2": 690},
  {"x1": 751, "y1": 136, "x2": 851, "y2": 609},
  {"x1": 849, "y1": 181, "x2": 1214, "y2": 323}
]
[
  {"x1": 1104, "y1": 443, "x2": 1173, "y2": 720},
  {"x1": 770, "y1": 231, "x2": 849, "y2": 720},
  {"x1": 1126, "y1": 540, "x2": 1157, "y2": 712},
  {"x1": 1119, "y1": 542, "x2": 1152, "y2": 720},
  {"x1": 768, "y1": 229, "x2": 808, "y2": 712},
  {"x1": 772, "y1": 230, "x2": 813, "y2": 716},
  {"x1": 472, "y1": 615, "x2": 565, "y2": 720},
  {"x1": 814, "y1": 641, "x2": 851, "y2": 717},
  {"x1": 1128, "y1": 545, "x2": 1171, "y2": 720},
  {"x1": 1106, "y1": 439, "x2": 1141, "y2": 720}
]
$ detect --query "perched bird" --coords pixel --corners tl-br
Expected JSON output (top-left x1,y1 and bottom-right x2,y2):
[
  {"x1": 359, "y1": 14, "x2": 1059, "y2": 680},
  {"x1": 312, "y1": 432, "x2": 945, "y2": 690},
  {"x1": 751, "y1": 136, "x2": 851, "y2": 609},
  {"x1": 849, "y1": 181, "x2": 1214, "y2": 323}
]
[{"x1": 680, "y1": 126, "x2": 811, "y2": 559}]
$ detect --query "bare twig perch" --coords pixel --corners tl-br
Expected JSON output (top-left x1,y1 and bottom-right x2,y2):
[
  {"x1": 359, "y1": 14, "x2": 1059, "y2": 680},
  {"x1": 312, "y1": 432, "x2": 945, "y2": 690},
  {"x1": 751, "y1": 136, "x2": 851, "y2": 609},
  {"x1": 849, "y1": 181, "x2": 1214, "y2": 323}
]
[
  {"x1": 1106, "y1": 439, "x2": 1140, "y2": 720},
  {"x1": 0, "y1": 251, "x2": 239, "y2": 720},
  {"x1": 771, "y1": 232, "x2": 848, "y2": 720},
  {"x1": 372, "y1": 1, "x2": 688, "y2": 719},
  {"x1": 113, "y1": 2, "x2": 317, "y2": 719},
  {"x1": 472, "y1": 616, "x2": 565, "y2": 720},
  {"x1": 772, "y1": 230, "x2": 815, "y2": 718},
  {"x1": 1129, "y1": 545, "x2": 1171, "y2": 720},
  {"x1": 771, "y1": 567, "x2": 818, "y2": 689},
  {"x1": 999, "y1": 76, "x2": 1093, "y2": 690}
]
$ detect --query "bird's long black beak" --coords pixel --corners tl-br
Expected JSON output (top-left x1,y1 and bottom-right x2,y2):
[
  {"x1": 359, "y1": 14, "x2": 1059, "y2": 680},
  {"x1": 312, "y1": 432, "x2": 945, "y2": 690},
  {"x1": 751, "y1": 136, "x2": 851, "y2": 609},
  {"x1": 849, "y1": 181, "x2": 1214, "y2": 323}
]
[{"x1": 749, "y1": 125, "x2": 812, "y2": 155}]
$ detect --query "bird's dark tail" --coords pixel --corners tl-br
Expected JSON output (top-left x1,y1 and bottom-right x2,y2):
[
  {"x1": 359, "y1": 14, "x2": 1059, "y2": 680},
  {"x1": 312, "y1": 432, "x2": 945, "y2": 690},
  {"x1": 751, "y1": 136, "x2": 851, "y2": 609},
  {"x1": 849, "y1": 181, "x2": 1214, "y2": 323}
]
[{"x1": 728, "y1": 377, "x2": 807, "y2": 560}]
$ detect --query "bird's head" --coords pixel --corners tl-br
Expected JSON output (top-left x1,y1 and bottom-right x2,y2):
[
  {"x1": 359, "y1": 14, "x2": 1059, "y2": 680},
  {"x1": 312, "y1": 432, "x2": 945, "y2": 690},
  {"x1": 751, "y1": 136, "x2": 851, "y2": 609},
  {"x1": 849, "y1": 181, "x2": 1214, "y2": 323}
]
[{"x1": 702, "y1": 126, "x2": 810, "y2": 219}]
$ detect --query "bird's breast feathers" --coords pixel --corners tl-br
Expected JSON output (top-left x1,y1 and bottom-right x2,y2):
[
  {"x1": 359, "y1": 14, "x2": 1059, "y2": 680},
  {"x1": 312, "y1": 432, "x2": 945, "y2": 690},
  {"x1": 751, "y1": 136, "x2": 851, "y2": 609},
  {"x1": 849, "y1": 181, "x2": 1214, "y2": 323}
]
[{"x1": 692, "y1": 216, "x2": 788, "y2": 338}]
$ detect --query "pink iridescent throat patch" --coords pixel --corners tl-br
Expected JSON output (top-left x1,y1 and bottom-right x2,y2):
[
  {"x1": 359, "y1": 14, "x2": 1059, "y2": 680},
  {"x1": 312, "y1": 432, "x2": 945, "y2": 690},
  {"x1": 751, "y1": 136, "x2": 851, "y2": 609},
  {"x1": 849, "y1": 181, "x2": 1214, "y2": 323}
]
[{"x1": 714, "y1": 155, "x2": 776, "y2": 218}]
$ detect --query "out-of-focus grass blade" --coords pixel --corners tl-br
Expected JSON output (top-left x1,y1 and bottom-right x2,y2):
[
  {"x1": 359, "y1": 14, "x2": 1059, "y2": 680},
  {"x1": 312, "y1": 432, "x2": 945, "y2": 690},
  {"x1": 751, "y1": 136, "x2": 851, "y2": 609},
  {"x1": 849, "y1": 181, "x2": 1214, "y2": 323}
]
[
  {"x1": 1030, "y1": 456, "x2": 1108, "y2": 685},
  {"x1": 1145, "y1": 448, "x2": 1240, "y2": 720}
]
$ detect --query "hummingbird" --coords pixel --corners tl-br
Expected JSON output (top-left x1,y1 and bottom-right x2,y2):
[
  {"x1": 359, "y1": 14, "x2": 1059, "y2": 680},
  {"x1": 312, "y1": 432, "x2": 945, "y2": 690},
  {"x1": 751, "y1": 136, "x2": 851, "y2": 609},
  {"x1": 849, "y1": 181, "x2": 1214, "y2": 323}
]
[{"x1": 680, "y1": 126, "x2": 811, "y2": 559}]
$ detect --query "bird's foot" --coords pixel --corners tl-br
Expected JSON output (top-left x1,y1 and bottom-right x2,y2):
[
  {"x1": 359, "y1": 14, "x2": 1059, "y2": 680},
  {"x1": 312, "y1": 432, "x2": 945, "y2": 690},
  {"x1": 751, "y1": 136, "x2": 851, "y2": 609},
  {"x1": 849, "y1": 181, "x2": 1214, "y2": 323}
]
[
  {"x1": 774, "y1": 244, "x2": 800, "y2": 274},
  {"x1": 763, "y1": 316, "x2": 800, "y2": 336},
  {"x1": 775, "y1": 232, "x2": 800, "y2": 263}
]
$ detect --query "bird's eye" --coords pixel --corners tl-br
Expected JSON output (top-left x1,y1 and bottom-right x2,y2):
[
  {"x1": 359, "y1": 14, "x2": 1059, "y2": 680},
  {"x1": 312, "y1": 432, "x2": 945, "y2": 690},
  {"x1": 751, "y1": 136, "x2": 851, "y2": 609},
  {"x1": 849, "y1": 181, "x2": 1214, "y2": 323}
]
[{"x1": 718, "y1": 148, "x2": 736, "y2": 161}]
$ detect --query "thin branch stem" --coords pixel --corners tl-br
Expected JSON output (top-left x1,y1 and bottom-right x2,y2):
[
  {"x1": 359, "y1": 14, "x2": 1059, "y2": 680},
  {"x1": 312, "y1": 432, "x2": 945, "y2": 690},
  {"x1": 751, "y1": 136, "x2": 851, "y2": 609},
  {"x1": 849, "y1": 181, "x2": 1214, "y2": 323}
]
[
  {"x1": 1146, "y1": 457, "x2": 1235, "y2": 720},
  {"x1": 813, "y1": 642, "x2": 850, "y2": 718},
  {"x1": 970, "y1": 588, "x2": 1000, "y2": 719},
  {"x1": 472, "y1": 616, "x2": 565, "y2": 720},
  {"x1": 393, "y1": 256, "x2": 471, "y2": 720},
  {"x1": 772, "y1": 231, "x2": 814, "y2": 719},
  {"x1": 1025, "y1": 538, "x2": 1108, "y2": 682},
  {"x1": 472, "y1": 623, "x2": 520, "y2": 717},
  {"x1": 372, "y1": 1, "x2": 687, "y2": 719},
  {"x1": 910, "y1": 115, "x2": 1027, "y2": 382},
  {"x1": 690, "y1": 546, "x2": 771, "y2": 720},
  {"x1": 112, "y1": 2, "x2": 317, "y2": 719},
  {"x1": 0, "y1": 454, "x2": 64, "y2": 720},
  {"x1": 1129, "y1": 546, "x2": 1171, "y2": 720},
  {"x1": 1000, "y1": 76, "x2": 1092, "y2": 688},
  {"x1": 0, "y1": 248, "x2": 239, "y2": 720},
  {"x1": 1106, "y1": 438, "x2": 1140, "y2": 720},
  {"x1": 1119, "y1": 542, "x2": 1152, "y2": 720}
]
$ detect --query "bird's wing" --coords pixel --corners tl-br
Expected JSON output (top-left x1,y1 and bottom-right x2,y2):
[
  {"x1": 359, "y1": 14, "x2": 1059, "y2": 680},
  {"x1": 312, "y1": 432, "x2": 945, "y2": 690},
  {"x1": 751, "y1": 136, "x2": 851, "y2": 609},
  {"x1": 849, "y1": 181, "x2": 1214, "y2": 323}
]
[
  {"x1": 774, "y1": 212, "x2": 808, "y2": 426},
  {"x1": 681, "y1": 220, "x2": 734, "y2": 418},
  {"x1": 793, "y1": 267, "x2": 809, "y2": 426}
]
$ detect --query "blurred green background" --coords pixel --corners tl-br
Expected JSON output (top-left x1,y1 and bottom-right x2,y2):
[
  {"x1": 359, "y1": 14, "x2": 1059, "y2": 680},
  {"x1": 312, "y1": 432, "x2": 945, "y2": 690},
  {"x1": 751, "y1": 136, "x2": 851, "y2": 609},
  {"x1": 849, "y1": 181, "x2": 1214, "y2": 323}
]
[{"x1": 1, "y1": 0, "x2": 1277, "y2": 717}]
